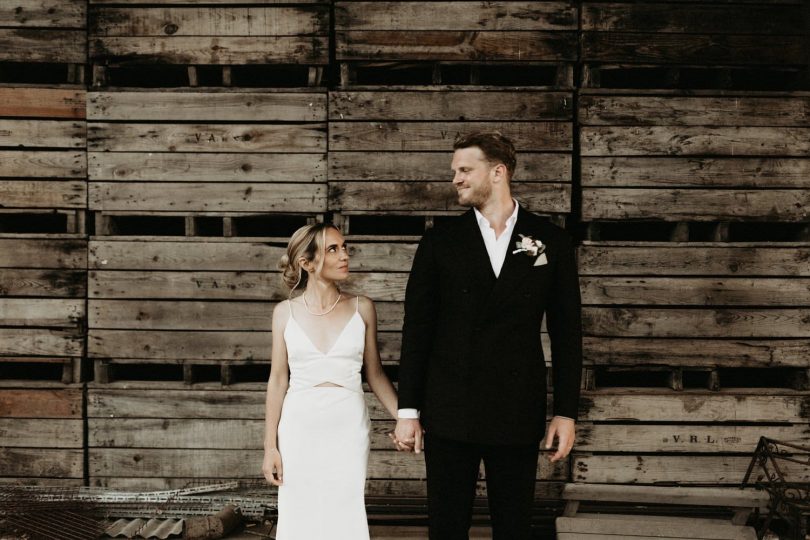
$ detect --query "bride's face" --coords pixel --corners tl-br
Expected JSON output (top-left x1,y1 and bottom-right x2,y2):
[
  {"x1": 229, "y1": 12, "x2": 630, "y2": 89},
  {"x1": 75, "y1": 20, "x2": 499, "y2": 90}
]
[{"x1": 311, "y1": 227, "x2": 350, "y2": 282}]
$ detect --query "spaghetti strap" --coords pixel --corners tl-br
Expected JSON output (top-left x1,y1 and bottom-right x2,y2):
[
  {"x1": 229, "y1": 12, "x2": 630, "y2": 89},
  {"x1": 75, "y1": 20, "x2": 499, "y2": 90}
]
[
  {"x1": 288, "y1": 299, "x2": 294, "y2": 322},
  {"x1": 355, "y1": 295, "x2": 360, "y2": 313}
]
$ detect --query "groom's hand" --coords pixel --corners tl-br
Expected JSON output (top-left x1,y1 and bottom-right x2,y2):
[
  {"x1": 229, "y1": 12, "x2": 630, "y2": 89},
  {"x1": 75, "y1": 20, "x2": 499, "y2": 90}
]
[
  {"x1": 393, "y1": 418, "x2": 424, "y2": 454},
  {"x1": 544, "y1": 416, "x2": 575, "y2": 462}
]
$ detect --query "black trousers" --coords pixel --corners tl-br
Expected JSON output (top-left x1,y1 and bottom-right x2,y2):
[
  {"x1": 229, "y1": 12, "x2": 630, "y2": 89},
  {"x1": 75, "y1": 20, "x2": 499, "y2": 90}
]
[{"x1": 424, "y1": 434, "x2": 539, "y2": 540}]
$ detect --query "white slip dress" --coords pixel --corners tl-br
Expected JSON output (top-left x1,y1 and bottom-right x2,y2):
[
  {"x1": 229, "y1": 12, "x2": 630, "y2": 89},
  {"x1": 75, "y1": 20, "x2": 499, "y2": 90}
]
[{"x1": 276, "y1": 296, "x2": 371, "y2": 540}]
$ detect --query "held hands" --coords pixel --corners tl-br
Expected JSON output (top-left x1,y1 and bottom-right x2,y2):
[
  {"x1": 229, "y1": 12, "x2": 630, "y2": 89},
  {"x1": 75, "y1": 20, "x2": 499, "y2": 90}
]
[
  {"x1": 262, "y1": 448, "x2": 284, "y2": 486},
  {"x1": 544, "y1": 416, "x2": 576, "y2": 462},
  {"x1": 390, "y1": 418, "x2": 424, "y2": 454}
]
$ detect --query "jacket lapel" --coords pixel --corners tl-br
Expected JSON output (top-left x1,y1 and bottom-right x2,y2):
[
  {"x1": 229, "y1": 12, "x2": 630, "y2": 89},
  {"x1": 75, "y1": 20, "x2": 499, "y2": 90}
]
[{"x1": 487, "y1": 206, "x2": 535, "y2": 302}]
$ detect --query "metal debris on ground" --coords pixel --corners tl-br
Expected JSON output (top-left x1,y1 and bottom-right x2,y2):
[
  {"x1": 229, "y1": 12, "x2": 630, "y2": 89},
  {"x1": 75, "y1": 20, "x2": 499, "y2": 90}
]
[
  {"x1": 104, "y1": 518, "x2": 184, "y2": 539},
  {"x1": 0, "y1": 485, "x2": 108, "y2": 540}
]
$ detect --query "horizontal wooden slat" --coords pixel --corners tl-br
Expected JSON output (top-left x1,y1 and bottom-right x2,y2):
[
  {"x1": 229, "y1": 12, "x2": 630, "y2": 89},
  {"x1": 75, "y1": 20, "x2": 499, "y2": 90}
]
[
  {"x1": 572, "y1": 454, "x2": 810, "y2": 484},
  {"x1": 0, "y1": 299, "x2": 84, "y2": 327},
  {"x1": 0, "y1": 418, "x2": 83, "y2": 448},
  {"x1": 581, "y1": 157, "x2": 810, "y2": 188},
  {"x1": 329, "y1": 181, "x2": 571, "y2": 213},
  {"x1": 0, "y1": 0, "x2": 86, "y2": 29},
  {"x1": 88, "y1": 123, "x2": 325, "y2": 153},
  {"x1": 582, "y1": 3, "x2": 803, "y2": 35},
  {"x1": 0, "y1": 448, "x2": 83, "y2": 478},
  {"x1": 581, "y1": 127, "x2": 810, "y2": 156},
  {"x1": 336, "y1": 2, "x2": 577, "y2": 31},
  {"x1": 583, "y1": 337, "x2": 810, "y2": 368},
  {"x1": 562, "y1": 483, "x2": 769, "y2": 507},
  {"x1": 578, "y1": 244, "x2": 810, "y2": 276},
  {"x1": 89, "y1": 0, "x2": 327, "y2": 3},
  {"x1": 0, "y1": 328, "x2": 83, "y2": 356},
  {"x1": 89, "y1": 6, "x2": 328, "y2": 37},
  {"x1": 90, "y1": 36, "x2": 328, "y2": 64},
  {"x1": 0, "y1": 120, "x2": 85, "y2": 149},
  {"x1": 0, "y1": 269, "x2": 86, "y2": 297},
  {"x1": 0, "y1": 29, "x2": 86, "y2": 63},
  {"x1": 579, "y1": 95, "x2": 810, "y2": 127},
  {"x1": 89, "y1": 181, "x2": 326, "y2": 213},
  {"x1": 0, "y1": 151, "x2": 86, "y2": 179},
  {"x1": 581, "y1": 277, "x2": 810, "y2": 306},
  {"x1": 330, "y1": 92, "x2": 573, "y2": 122},
  {"x1": 582, "y1": 188, "x2": 810, "y2": 221},
  {"x1": 0, "y1": 88, "x2": 85, "y2": 119},
  {"x1": 577, "y1": 423, "x2": 810, "y2": 453},
  {"x1": 0, "y1": 238, "x2": 86, "y2": 268},
  {"x1": 0, "y1": 388, "x2": 82, "y2": 418},
  {"x1": 331, "y1": 121, "x2": 570, "y2": 151},
  {"x1": 0, "y1": 180, "x2": 86, "y2": 208},
  {"x1": 584, "y1": 307, "x2": 810, "y2": 338},
  {"x1": 556, "y1": 514, "x2": 756, "y2": 539},
  {"x1": 580, "y1": 390, "x2": 810, "y2": 422},
  {"x1": 88, "y1": 329, "x2": 269, "y2": 360},
  {"x1": 330, "y1": 152, "x2": 571, "y2": 182},
  {"x1": 88, "y1": 91, "x2": 326, "y2": 122},
  {"x1": 582, "y1": 33, "x2": 805, "y2": 65},
  {"x1": 337, "y1": 31, "x2": 577, "y2": 61},
  {"x1": 89, "y1": 152, "x2": 325, "y2": 182}
]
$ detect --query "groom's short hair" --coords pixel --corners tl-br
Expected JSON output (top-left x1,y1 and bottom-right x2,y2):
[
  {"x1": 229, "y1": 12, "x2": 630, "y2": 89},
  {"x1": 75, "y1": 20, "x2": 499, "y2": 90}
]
[{"x1": 453, "y1": 131, "x2": 517, "y2": 180}]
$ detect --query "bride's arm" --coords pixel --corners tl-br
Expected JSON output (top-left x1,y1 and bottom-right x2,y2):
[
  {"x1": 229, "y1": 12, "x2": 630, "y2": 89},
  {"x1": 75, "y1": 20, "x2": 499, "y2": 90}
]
[
  {"x1": 359, "y1": 296, "x2": 399, "y2": 419},
  {"x1": 263, "y1": 300, "x2": 290, "y2": 485}
]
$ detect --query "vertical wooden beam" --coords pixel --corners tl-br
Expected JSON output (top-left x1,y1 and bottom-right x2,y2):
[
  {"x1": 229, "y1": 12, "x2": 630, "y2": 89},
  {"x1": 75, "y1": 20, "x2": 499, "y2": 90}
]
[
  {"x1": 92, "y1": 65, "x2": 107, "y2": 87},
  {"x1": 668, "y1": 367, "x2": 683, "y2": 391},
  {"x1": 94, "y1": 360, "x2": 110, "y2": 384},
  {"x1": 185, "y1": 216, "x2": 197, "y2": 237},
  {"x1": 188, "y1": 66, "x2": 198, "y2": 87},
  {"x1": 431, "y1": 63, "x2": 442, "y2": 85},
  {"x1": 222, "y1": 217, "x2": 234, "y2": 237},
  {"x1": 222, "y1": 66, "x2": 232, "y2": 87},
  {"x1": 670, "y1": 222, "x2": 689, "y2": 242}
]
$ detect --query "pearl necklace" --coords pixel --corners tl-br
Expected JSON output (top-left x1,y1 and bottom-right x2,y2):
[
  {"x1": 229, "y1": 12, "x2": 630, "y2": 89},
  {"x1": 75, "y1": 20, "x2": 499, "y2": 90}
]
[{"x1": 302, "y1": 291, "x2": 341, "y2": 316}]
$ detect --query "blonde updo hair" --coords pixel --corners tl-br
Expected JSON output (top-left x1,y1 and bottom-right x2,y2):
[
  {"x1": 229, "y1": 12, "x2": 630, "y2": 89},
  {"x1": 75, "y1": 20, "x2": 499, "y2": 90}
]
[{"x1": 278, "y1": 223, "x2": 340, "y2": 294}]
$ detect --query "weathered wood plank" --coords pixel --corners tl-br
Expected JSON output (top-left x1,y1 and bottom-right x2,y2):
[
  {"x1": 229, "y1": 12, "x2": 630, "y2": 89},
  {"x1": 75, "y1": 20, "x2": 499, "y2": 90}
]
[
  {"x1": 0, "y1": 88, "x2": 85, "y2": 119},
  {"x1": 337, "y1": 31, "x2": 577, "y2": 61},
  {"x1": 90, "y1": 6, "x2": 328, "y2": 37},
  {"x1": 89, "y1": 0, "x2": 326, "y2": 3},
  {"x1": 0, "y1": 388, "x2": 82, "y2": 418},
  {"x1": 88, "y1": 123, "x2": 325, "y2": 153},
  {"x1": 0, "y1": 29, "x2": 86, "y2": 63},
  {"x1": 0, "y1": 120, "x2": 85, "y2": 149},
  {"x1": 581, "y1": 127, "x2": 810, "y2": 156},
  {"x1": 578, "y1": 244, "x2": 810, "y2": 276},
  {"x1": 0, "y1": 238, "x2": 86, "y2": 268},
  {"x1": 0, "y1": 180, "x2": 86, "y2": 208},
  {"x1": 582, "y1": 33, "x2": 805, "y2": 65},
  {"x1": 581, "y1": 157, "x2": 810, "y2": 188},
  {"x1": 584, "y1": 307, "x2": 810, "y2": 338},
  {"x1": 0, "y1": 269, "x2": 86, "y2": 297},
  {"x1": 89, "y1": 182, "x2": 326, "y2": 213},
  {"x1": 0, "y1": 151, "x2": 86, "y2": 179},
  {"x1": 579, "y1": 390, "x2": 810, "y2": 422},
  {"x1": 577, "y1": 423, "x2": 810, "y2": 453},
  {"x1": 0, "y1": 448, "x2": 83, "y2": 477},
  {"x1": 556, "y1": 514, "x2": 757, "y2": 539},
  {"x1": 336, "y1": 2, "x2": 577, "y2": 31},
  {"x1": 0, "y1": 0, "x2": 86, "y2": 28},
  {"x1": 88, "y1": 152, "x2": 324, "y2": 183},
  {"x1": 0, "y1": 328, "x2": 83, "y2": 356},
  {"x1": 330, "y1": 181, "x2": 571, "y2": 213},
  {"x1": 562, "y1": 483, "x2": 769, "y2": 507},
  {"x1": 88, "y1": 91, "x2": 326, "y2": 122},
  {"x1": 90, "y1": 36, "x2": 328, "y2": 64},
  {"x1": 582, "y1": 188, "x2": 810, "y2": 221},
  {"x1": 0, "y1": 299, "x2": 84, "y2": 327},
  {"x1": 331, "y1": 121, "x2": 571, "y2": 151},
  {"x1": 582, "y1": 4, "x2": 802, "y2": 35},
  {"x1": 329, "y1": 92, "x2": 573, "y2": 122},
  {"x1": 0, "y1": 418, "x2": 83, "y2": 447},
  {"x1": 88, "y1": 329, "x2": 270, "y2": 360},
  {"x1": 89, "y1": 271, "x2": 407, "y2": 301},
  {"x1": 573, "y1": 454, "x2": 810, "y2": 484},
  {"x1": 579, "y1": 95, "x2": 810, "y2": 127},
  {"x1": 581, "y1": 277, "x2": 810, "y2": 306},
  {"x1": 583, "y1": 337, "x2": 810, "y2": 368},
  {"x1": 330, "y1": 152, "x2": 571, "y2": 182}
]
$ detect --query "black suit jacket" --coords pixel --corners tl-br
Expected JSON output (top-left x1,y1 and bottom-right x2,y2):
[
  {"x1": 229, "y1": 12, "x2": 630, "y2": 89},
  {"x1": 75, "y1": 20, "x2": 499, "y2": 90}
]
[{"x1": 398, "y1": 206, "x2": 583, "y2": 445}]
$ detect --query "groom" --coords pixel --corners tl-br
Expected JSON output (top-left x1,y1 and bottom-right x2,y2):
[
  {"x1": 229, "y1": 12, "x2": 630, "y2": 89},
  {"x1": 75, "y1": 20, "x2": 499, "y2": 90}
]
[{"x1": 393, "y1": 132, "x2": 582, "y2": 539}]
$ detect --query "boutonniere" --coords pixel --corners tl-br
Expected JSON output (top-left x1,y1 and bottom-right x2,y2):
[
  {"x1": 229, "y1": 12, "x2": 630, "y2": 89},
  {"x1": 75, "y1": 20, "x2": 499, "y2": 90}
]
[{"x1": 512, "y1": 234, "x2": 548, "y2": 266}]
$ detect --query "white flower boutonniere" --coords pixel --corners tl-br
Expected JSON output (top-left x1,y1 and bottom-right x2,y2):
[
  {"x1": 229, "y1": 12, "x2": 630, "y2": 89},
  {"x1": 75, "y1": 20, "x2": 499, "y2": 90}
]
[{"x1": 512, "y1": 234, "x2": 548, "y2": 266}]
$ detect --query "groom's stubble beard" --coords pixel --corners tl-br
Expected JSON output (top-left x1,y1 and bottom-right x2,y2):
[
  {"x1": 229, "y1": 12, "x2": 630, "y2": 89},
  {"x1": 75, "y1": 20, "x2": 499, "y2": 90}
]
[{"x1": 457, "y1": 180, "x2": 492, "y2": 208}]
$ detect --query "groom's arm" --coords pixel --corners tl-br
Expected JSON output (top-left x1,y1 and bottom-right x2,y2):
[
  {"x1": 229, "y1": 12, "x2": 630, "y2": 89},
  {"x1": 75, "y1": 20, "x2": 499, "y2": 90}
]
[
  {"x1": 545, "y1": 230, "x2": 583, "y2": 421},
  {"x1": 399, "y1": 227, "x2": 439, "y2": 412}
]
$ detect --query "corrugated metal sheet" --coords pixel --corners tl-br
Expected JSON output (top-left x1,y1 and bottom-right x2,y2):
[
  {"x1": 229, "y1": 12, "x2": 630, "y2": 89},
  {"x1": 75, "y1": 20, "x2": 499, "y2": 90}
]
[{"x1": 104, "y1": 518, "x2": 184, "y2": 539}]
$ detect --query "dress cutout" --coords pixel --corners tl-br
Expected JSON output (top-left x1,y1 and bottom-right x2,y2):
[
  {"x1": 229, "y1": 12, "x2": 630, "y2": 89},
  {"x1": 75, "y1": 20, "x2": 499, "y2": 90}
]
[{"x1": 276, "y1": 296, "x2": 370, "y2": 540}]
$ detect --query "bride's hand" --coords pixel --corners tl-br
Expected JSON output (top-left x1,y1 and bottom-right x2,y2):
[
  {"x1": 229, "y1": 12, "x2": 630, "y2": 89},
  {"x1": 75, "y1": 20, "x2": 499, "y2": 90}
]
[{"x1": 263, "y1": 448, "x2": 284, "y2": 486}]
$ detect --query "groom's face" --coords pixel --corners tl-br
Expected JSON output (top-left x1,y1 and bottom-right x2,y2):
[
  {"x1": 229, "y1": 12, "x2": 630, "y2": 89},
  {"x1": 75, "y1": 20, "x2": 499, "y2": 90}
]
[{"x1": 451, "y1": 147, "x2": 494, "y2": 208}]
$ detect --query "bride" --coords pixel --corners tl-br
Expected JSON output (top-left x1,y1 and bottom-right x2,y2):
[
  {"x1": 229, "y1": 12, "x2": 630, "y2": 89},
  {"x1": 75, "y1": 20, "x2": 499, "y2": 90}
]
[{"x1": 262, "y1": 223, "x2": 400, "y2": 539}]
